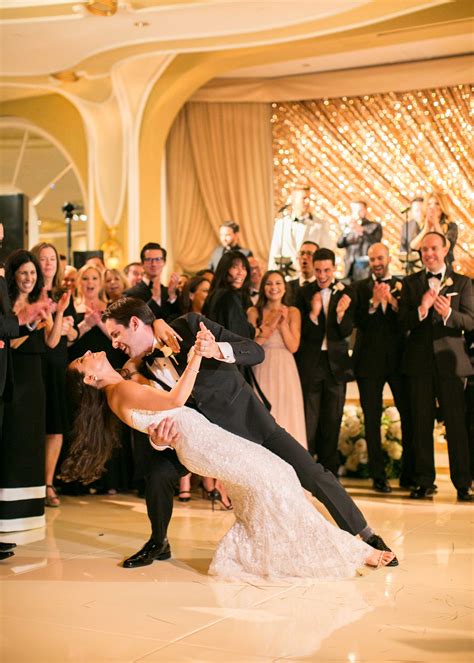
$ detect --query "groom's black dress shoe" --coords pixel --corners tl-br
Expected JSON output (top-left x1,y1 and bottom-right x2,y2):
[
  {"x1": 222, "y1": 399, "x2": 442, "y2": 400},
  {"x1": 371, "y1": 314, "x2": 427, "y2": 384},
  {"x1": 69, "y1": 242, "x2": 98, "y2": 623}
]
[
  {"x1": 0, "y1": 542, "x2": 16, "y2": 552},
  {"x1": 122, "y1": 538, "x2": 171, "y2": 568},
  {"x1": 0, "y1": 550, "x2": 14, "y2": 561},
  {"x1": 373, "y1": 479, "x2": 392, "y2": 493},
  {"x1": 365, "y1": 534, "x2": 398, "y2": 567},
  {"x1": 410, "y1": 486, "x2": 437, "y2": 499},
  {"x1": 457, "y1": 488, "x2": 473, "y2": 502}
]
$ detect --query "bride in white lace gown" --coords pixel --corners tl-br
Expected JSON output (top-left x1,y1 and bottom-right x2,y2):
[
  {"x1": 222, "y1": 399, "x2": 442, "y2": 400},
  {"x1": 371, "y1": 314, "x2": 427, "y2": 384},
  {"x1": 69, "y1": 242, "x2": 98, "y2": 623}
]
[{"x1": 67, "y1": 345, "x2": 394, "y2": 582}]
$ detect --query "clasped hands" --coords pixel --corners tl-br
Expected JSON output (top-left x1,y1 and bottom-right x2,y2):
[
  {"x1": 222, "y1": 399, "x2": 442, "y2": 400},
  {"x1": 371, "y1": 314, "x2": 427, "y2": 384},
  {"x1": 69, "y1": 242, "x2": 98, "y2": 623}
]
[
  {"x1": 372, "y1": 282, "x2": 397, "y2": 309},
  {"x1": 420, "y1": 288, "x2": 452, "y2": 318}
]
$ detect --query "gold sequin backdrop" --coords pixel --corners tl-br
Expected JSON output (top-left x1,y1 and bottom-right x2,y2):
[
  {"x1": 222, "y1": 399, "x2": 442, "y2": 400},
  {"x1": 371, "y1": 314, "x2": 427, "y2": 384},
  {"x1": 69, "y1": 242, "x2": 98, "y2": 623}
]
[{"x1": 272, "y1": 84, "x2": 473, "y2": 275}]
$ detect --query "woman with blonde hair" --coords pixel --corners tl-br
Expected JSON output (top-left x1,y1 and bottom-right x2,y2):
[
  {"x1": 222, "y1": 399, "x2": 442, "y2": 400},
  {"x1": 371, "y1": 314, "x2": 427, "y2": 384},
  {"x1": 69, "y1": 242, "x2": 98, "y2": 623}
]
[
  {"x1": 103, "y1": 268, "x2": 127, "y2": 304},
  {"x1": 410, "y1": 191, "x2": 458, "y2": 266},
  {"x1": 31, "y1": 242, "x2": 78, "y2": 507}
]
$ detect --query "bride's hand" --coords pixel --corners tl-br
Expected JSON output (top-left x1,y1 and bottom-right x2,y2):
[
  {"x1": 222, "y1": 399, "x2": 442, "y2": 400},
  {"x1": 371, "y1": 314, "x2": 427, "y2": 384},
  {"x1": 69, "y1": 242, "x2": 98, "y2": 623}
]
[{"x1": 195, "y1": 322, "x2": 220, "y2": 358}]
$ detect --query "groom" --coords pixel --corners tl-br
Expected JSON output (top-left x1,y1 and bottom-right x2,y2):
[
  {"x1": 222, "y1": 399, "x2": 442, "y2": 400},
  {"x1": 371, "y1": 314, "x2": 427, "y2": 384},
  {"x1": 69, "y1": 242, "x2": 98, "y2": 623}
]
[{"x1": 103, "y1": 297, "x2": 398, "y2": 568}]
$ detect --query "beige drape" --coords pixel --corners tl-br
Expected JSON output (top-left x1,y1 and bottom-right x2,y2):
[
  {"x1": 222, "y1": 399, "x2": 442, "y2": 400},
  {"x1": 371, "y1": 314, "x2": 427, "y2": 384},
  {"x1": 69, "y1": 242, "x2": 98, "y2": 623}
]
[{"x1": 166, "y1": 102, "x2": 273, "y2": 272}]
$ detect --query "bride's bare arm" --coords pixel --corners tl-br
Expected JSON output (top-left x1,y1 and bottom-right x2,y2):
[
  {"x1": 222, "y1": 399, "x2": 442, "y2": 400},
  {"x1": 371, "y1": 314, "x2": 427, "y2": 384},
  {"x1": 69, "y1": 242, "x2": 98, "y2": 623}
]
[{"x1": 109, "y1": 349, "x2": 202, "y2": 416}]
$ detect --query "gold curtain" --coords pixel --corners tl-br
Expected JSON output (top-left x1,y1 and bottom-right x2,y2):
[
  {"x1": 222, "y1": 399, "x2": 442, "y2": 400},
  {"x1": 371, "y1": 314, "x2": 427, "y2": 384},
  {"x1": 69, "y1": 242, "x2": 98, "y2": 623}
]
[
  {"x1": 272, "y1": 85, "x2": 473, "y2": 275},
  {"x1": 166, "y1": 102, "x2": 273, "y2": 272}
]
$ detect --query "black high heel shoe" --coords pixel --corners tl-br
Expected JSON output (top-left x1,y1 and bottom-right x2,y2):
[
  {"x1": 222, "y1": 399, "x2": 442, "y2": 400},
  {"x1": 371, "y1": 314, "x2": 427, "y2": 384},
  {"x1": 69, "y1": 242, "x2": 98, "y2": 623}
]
[
  {"x1": 178, "y1": 491, "x2": 191, "y2": 503},
  {"x1": 209, "y1": 489, "x2": 233, "y2": 512}
]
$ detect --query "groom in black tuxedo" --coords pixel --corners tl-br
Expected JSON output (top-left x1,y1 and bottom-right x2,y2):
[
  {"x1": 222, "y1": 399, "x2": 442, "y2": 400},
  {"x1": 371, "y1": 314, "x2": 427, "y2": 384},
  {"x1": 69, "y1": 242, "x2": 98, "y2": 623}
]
[
  {"x1": 102, "y1": 297, "x2": 398, "y2": 568},
  {"x1": 295, "y1": 248, "x2": 354, "y2": 475},
  {"x1": 399, "y1": 231, "x2": 473, "y2": 501}
]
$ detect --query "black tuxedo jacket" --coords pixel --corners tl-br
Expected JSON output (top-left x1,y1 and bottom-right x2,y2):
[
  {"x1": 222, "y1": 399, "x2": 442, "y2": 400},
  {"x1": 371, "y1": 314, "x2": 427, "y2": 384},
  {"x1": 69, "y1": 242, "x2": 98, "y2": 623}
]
[
  {"x1": 208, "y1": 245, "x2": 253, "y2": 272},
  {"x1": 399, "y1": 269, "x2": 473, "y2": 377},
  {"x1": 125, "y1": 281, "x2": 180, "y2": 321},
  {"x1": 352, "y1": 276, "x2": 404, "y2": 378},
  {"x1": 295, "y1": 282, "x2": 354, "y2": 386},
  {"x1": 0, "y1": 276, "x2": 19, "y2": 400},
  {"x1": 145, "y1": 313, "x2": 278, "y2": 443},
  {"x1": 286, "y1": 278, "x2": 302, "y2": 306}
]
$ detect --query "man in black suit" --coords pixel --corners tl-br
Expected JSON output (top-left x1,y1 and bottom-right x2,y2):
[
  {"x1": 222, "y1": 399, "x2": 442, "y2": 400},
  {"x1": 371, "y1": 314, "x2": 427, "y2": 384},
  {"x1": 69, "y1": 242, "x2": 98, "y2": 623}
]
[
  {"x1": 353, "y1": 243, "x2": 413, "y2": 493},
  {"x1": 286, "y1": 240, "x2": 319, "y2": 306},
  {"x1": 337, "y1": 201, "x2": 382, "y2": 282},
  {"x1": 295, "y1": 248, "x2": 354, "y2": 475},
  {"x1": 208, "y1": 221, "x2": 252, "y2": 271},
  {"x1": 102, "y1": 297, "x2": 397, "y2": 568},
  {"x1": 399, "y1": 231, "x2": 473, "y2": 501},
  {"x1": 124, "y1": 242, "x2": 180, "y2": 321}
]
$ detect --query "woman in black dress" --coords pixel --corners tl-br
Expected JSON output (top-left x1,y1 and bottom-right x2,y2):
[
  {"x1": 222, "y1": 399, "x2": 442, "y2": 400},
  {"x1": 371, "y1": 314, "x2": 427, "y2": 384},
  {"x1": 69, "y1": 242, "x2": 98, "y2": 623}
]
[
  {"x1": 0, "y1": 250, "x2": 69, "y2": 532},
  {"x1": 32, "y1": 242, "x2": 78, "y2": 507}
]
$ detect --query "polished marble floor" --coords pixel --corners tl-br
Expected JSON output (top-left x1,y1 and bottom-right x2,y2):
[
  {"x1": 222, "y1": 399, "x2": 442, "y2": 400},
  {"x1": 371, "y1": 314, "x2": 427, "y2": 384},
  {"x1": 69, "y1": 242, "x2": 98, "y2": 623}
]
[{"x1": 1, "y1": 476, "x2": 473, "y2": 663}]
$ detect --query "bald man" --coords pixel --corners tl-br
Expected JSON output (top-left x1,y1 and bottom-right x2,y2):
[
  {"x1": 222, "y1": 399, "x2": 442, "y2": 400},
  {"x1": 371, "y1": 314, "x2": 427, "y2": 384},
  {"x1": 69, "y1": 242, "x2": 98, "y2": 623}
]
[{"x1": 352, "y1": 243, "x2": 414, "y2": 492}]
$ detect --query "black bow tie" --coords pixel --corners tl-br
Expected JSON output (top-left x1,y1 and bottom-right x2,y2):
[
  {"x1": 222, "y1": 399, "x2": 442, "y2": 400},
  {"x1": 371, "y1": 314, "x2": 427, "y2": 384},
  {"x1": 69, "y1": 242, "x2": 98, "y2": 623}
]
[
  {"x1": 144, "y1": 348, "x2": 166, "y2": 366},
  {"x1": 375, "y1": 277, "x2": 391, "y2": 283},
  {"x1": 427, "y1": 272, "x2": 442, "y2": 280},
  {"x1": 250, "y1": 290, "x2": 259, "y2": 297}
]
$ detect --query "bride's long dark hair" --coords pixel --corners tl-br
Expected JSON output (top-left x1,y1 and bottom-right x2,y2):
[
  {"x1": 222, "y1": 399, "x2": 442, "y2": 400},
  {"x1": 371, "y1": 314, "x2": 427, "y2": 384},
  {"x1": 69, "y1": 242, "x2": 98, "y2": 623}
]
[{"x1": 60, "y1": 366, "x2": 121, "y2": 484}]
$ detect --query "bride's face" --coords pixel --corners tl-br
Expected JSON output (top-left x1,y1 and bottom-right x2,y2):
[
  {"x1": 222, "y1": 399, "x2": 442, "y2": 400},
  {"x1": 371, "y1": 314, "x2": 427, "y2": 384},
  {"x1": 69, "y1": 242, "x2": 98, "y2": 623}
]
[{"x1": 72, "y1": 350, "x2": 109, "y2": 380}]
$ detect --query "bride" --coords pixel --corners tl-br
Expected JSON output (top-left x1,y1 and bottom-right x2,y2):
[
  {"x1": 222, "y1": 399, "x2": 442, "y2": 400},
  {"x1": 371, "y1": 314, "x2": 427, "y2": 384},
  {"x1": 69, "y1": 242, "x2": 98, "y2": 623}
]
[{"x1": 65, "y1": 342, "x2": 395, "y2": 582}]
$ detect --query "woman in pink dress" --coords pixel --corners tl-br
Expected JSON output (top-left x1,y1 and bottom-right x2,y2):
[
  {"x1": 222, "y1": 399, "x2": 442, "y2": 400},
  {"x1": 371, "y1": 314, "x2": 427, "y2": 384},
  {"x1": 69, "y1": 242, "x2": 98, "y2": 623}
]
[{"x1": 247, "y1": 270, "x2": 307, "y2": 448}]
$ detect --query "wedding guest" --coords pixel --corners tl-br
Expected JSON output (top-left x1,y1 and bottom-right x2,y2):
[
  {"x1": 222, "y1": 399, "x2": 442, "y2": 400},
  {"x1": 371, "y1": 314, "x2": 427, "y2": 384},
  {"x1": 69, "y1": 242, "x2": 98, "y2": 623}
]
[
  {"x1": 179, "y1": 276, "x2": 211, "y2": 314},
  {"x1": 400, "y1": 197, "x2": 423, "y2": 254},
  {"x1": 268, "y1": 186, "x2": 330, "y2": 272},
  {"x1": 410, "y1": 191, "x2": 458, "y2": 266},
  {"x1": 286, "y1": 241, "x2": 318, "y2": 305},
  {"x1": 352, "y1": 243, "x2": 414, "y2": 493},
  {"x1": 337, "y1": 201, "x2": 382, "y2": 282},
  {"x1": 1, "y1": 250, "x2": 69, "y2": 531},
  {"x1": 208, "y1": 222, "x2": 252, "y2": 272},
  {"x1": 247, "y1": 270, "x2": 307, "y2": 446},
  {"x1": 295, "y1": 248, "x2": 354, "y2": 474},
  {"x1": 125, "y1": 243, "x2": 180, "y2": 322},
  {"x1": 248, "y1": 257, "x2": 262, "y2": 305},
  {"x1": 399, "y1": 231, "x2": 473, "y2": 501},
  {"x1": 32, "y1": 242, "x2": 78, "y2": 508},
  {"x1": 61, "y1": 265, "x2": 77, "y2": 294},
  {"x1": 104, "y1": 268, "x2": 127, "y2": 304},
  {"x1": 0, "y1": 226, "x2": 51, "y2": 552},
  {"x1": 177, "y1": 274, "x2": 190, "y2": 296},
  {"x1": 124, "y1": 262, "x2": 144, "y2": 289},
  {"x1": 203, "y1": 250, "x2": 269, "y2": 409}
]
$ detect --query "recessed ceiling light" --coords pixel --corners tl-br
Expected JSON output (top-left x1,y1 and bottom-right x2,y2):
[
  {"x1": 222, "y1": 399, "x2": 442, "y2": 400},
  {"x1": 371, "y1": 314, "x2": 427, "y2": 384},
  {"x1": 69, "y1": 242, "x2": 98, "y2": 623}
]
[
  {"x1": 134, "y1": 21, "x2": 150, "y2": 28},
  {"x1": 51, "y1": 70, "x2": 80, "y2": 83},
  {"x1": 86, "y1": 0, "x2": 117, "y2": 17}
]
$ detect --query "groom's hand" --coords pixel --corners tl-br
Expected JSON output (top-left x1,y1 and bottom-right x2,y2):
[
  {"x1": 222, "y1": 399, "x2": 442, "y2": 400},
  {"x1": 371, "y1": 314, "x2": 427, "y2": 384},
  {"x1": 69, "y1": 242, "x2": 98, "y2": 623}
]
[
  {"x1": 195, "y1": 321, "x2": 223, "y2": 359},
  {"x1": 152, "y1": 319, "x2": 182, "y2": 354},
  {"x1": 148, "y1": 419, "x2": 180, "y2": 447}
]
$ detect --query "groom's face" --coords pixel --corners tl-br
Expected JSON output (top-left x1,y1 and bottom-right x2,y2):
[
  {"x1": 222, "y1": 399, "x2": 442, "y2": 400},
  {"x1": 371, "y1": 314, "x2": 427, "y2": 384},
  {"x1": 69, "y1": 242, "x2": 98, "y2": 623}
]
[{"x1": 105, "y1": 316, "x2": 153, "y2": 357}]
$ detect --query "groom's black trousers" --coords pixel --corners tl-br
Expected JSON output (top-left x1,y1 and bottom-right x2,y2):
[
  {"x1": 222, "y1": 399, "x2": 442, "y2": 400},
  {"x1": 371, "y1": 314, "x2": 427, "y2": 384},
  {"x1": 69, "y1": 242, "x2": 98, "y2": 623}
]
[{"x1": 134, "y1": 424, "x2": 367, "y2": 544}]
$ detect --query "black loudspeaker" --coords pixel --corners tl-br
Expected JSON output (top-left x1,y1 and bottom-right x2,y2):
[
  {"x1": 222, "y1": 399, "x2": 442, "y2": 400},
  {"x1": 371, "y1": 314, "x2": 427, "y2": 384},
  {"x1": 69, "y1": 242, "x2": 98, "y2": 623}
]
[
  {"x1": 73, "y1": 250, "x2": 104, "y2": 270},
  {"x1": 0, "y1": 194, "x2": 29, "y2": 264}
]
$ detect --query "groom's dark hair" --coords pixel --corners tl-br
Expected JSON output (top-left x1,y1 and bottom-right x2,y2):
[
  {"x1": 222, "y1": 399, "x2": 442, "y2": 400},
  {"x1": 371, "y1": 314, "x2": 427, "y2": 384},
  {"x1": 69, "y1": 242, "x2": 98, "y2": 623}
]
[{"x1": 102, "y1": 297, "x2": 155, "y2": 327}]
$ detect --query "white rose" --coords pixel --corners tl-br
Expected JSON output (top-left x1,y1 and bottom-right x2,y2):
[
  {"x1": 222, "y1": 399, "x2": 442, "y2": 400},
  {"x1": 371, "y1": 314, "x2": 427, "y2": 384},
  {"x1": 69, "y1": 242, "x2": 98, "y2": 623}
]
[
  {"x1": 356, "y1": 406, "x2": 363, "y2": 418},
  {"x1": 346, "y1": 416, "x2": 362, "y2": 438},
  {"x1": 380, "y1": 426, "x2": 387, "y2": 443},
  {"x1": 344, "y1": 404, "x2": 358, "y2": 418},
  {"x1": 354, "y1": 438, "x2": 367, "y2": 453},
  {"x1": 345, "y1": 453, "x2": 360, "y2": 472},
  {"x1": 359, "y1": 452, "x2": 369, "y2": 465},
  {"x1": 384, "y1": 406, "x2": 400, "y2": 422},
  {"x1": 388, "y1": 421, "x2": 402, "y2": 439},
  {"x1": 388, "y1": 441, "x2": 403, "y2": 460}
]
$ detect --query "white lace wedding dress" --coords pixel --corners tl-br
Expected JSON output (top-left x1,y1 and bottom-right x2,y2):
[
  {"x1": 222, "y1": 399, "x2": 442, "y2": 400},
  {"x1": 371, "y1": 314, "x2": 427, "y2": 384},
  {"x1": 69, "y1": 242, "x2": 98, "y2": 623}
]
[{"x1": 131, "y1": 405, "x2": 371, "y2": 583}]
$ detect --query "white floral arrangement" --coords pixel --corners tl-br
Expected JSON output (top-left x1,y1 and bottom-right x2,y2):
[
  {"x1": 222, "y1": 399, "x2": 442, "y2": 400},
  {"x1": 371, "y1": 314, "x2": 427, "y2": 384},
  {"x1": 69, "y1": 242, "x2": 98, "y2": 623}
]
[{"x1": 338, "y1": 403, "x2": 446, "y2": 478}]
